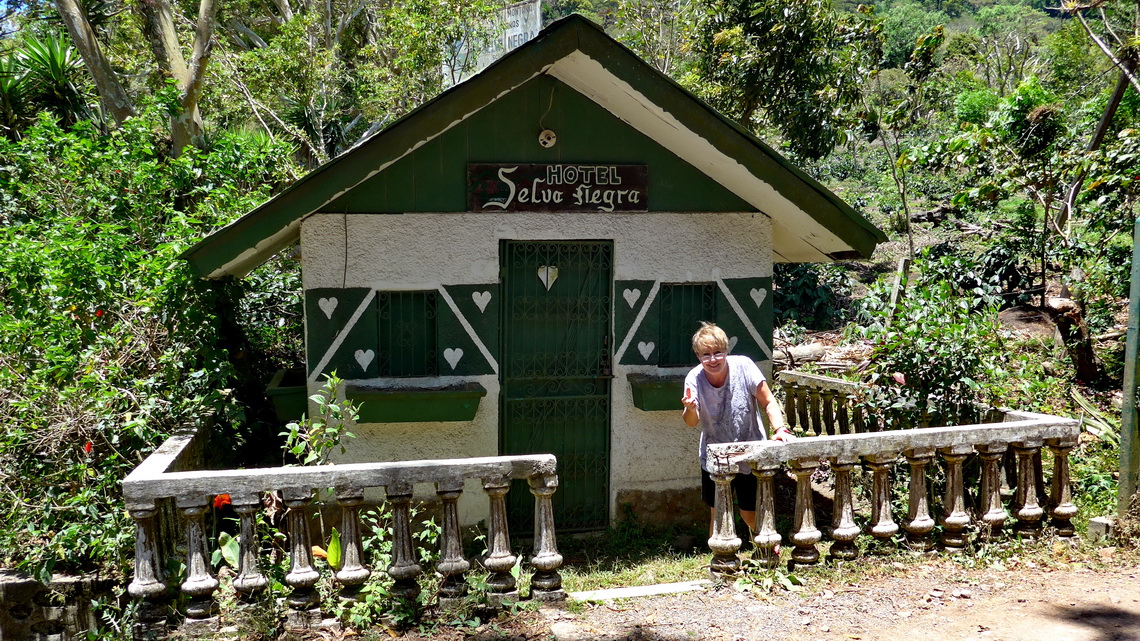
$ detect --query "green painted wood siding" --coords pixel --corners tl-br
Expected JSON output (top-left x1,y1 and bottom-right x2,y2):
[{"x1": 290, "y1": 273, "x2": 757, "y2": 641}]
[{"x1": 324, "y1": 75, "x2": 754, "y2": 214}]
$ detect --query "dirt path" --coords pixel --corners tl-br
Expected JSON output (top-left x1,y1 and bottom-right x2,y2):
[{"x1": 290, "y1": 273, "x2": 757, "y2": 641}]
[{"x1": 528, "y1": 557, "x2": 1140, "y2": 641}]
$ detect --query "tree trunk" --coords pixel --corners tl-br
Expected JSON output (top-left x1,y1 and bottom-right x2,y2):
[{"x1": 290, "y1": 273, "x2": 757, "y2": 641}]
[
  {"x1": 135, "y1": 0, "x2": 217, "y2": 156},
  {"x1": 1058, "y1": 56, "x2": 1137, "y2": 231},
  {"x1": 54, "y1": 0, "x2": 136, "y2": 125},
  {"x1": 1049, "y1": 298, "x2": 1101, "y2": 384},
  {"x1": 173, "y1": 0, "x2": 219, "y2": 155}
]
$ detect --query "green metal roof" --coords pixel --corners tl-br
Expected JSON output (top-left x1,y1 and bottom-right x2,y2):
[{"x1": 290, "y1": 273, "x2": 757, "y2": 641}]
[{"x1": 182, "y1": 14, "x2": 885, "y2": 279}]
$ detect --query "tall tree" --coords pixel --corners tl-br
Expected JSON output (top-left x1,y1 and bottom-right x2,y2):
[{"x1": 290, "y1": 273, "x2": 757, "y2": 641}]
[
  {"x1": 616, "y1": 0, "x2": 693, "y2": 76},
  {"x1": 1058, "y1": 0, "x2": 1140, "y2": 229},
  {"x1": 865, "y1": 24, "x2": 945, "y2": 259},
  {"x1": 54, "y1": 0, "x2": 217, "y2": 155},
  {"x1": 691, "y1": 0, "x2": 879, "y2": 160}
]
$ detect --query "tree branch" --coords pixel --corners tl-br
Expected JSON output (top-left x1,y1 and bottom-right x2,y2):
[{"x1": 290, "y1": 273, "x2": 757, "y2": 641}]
[{"x1": 1071, "y1": 6, "x2": 1140, "y2": 94}]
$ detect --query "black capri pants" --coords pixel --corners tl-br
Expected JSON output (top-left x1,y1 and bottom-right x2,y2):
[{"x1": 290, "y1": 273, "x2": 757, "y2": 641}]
[{"x1": 700, "y1": 468, "x2": 758, "y2": 510}]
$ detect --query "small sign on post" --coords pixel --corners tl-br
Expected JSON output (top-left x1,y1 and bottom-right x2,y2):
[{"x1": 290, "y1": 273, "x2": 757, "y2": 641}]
[{"x1": 468, "y1": 164, "x2": 649, "y2": 212}]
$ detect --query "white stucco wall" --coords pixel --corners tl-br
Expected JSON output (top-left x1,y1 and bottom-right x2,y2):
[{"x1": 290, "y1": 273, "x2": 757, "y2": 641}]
[{"x1": 300, "y1": 211, "x2": 773, "y2": 525}]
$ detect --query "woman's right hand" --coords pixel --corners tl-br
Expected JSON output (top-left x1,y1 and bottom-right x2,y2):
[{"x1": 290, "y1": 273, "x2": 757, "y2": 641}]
[{"x1": 681, "y1": 387, "x2": 698, "y2": 412}]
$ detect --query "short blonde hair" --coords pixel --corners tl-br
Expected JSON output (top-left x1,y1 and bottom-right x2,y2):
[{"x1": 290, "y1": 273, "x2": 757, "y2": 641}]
[{"x1": 691, "y1": 321, "x2": 729, "y2": 354}]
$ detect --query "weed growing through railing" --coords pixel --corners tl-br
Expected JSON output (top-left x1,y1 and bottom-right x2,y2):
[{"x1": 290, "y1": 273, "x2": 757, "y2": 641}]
[
  {"x1": 281, "y1": 372, "x2": 357, "y2": 467},
  {"x1": 734, "y1": 558, "x2": 805, "y2": 594}
]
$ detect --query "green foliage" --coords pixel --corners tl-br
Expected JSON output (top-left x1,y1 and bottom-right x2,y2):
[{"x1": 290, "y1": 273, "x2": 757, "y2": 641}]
[
  {"x1": 954, "y1": 88, "x2": 999, "y2": 125},
  {"x1": 0, "y1": 98, "x2": 298, "y2": 577},
  {"x1": 340, "y1": 504, "x2": 443, "y2": 631},
  {"x1": 880, "y1": 1, "x2": 948, "y2": 69},
  {"x1": 854, "y1": 257, "x2": 1003, "y2": 427},
  {"x1": 281, "y1": 373, "x2": 357, "y2": 466},
  {"x1": 773, "y1": 263, "x2": 855, "y2": 330},
  {"x1": 1043, "y1": 19, "x2": 1103, "y2": 97},
  {"x1": 0, "y1": 30, "x2": 90, "y2": 137},
  {"x1": 615, "y1": 0, "x2": 694, "y2": 75},
  {"x1": 734, "y1": 558, "x2": 803, "y2": 593},
  {"x1": 991, "y1": 77, "x2": 1062, "y2": 157},
  {"x1": 691, "y1": 0, "x2": 880, "y2": 159}
]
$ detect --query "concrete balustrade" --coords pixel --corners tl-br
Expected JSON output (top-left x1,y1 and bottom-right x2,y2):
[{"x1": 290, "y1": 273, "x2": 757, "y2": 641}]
[
  {"x1": 706, "y1": 398, "x2": 1080, "y2": 574},
  {"x1": 123, "y1": 427, "x2": 565, "y2": 636}
]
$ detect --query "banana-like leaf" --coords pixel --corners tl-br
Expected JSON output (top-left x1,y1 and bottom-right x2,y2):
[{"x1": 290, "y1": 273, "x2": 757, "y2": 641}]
[
  {"x1": 327, "y1": 527, "x2": 342, "y2": 571},
  {"x1": 218, "y1": 531, "x2": 240, "y2": 569}
]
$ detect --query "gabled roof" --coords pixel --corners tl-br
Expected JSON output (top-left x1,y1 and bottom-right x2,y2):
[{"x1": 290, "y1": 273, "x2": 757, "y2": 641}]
[{"x1": 182, "y1": 14, "x2": 885, "y2": 279}]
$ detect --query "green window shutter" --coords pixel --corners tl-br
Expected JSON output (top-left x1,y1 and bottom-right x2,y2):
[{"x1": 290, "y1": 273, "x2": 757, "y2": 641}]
[
  {"x1": 658, "y1": 283, "x2": 716, "y2": 367},
  {"x1": 377, "y1": 291, "x2": 438, "y2": 377}
]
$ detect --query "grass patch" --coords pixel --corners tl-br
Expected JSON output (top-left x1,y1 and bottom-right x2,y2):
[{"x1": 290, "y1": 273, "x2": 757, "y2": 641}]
[{"x1": 557, "y1": 519, "x2": 710, "y2": 592}]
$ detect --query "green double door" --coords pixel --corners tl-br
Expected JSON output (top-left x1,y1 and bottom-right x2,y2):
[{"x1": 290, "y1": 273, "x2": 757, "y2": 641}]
[{"x1": 500, "y1": 240, "x2": 612, "y2": 532}]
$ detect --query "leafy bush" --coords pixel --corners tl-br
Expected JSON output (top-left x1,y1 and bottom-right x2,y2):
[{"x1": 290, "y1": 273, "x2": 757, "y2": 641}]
[
  {"x1": 0, "y1": 97, "x2": 299, "y2": 578},
  {"x1": 773, "y1": 263, "x2": 855, "y2": 330},
  {"x1": 954, "y1": 88, "x2": 999, "y2": 125},
  {"x1": 854, "y1": 258, "x2": 1003, "y2": 428}
]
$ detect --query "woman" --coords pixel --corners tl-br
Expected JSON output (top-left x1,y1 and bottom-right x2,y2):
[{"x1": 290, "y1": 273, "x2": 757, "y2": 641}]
[{"x1": 681, "y1": 322, "x2": 792, "y2": 535}]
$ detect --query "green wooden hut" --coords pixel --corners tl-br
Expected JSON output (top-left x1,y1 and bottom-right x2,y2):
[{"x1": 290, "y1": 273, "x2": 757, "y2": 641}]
[{"x1": 183, "y1": 14, "x2": 884, "y2": 531}]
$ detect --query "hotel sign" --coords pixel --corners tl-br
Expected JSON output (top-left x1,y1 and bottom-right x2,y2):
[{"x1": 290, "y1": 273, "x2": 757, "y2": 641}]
[{"x1": 467, "y1": 163, "x2": 649, "y2": 212}]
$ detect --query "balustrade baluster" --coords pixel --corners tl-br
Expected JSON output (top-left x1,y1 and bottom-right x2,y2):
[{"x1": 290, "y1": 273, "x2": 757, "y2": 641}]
[
  {"x1": 528, "y1": 475, "x2": 566, "y2": 601},
  {"x1": 837, "y1": 393, "x2": 851, "y2": 435},
  {"x1": 129, "y1": 507, "x2": 167, "y2": 601},
  {"x1": 865, "y1": 454, "x2": 898, "y2": 547},
  {"x1": 978, "y1": 444, "x2": 1009, "y2": 540},
  {"x1": 746, "y1": 466, "x2": 779, "y2": 568},
  {"x1": 1034, "y1": 444, "x2": 1050, "y2": 514},
  {"x1": 708, "y1": 472, "x2": 743, "y2": 574},
  {"x1": 180, "y1": 502, "x2": 219, "y2": 619},
  {"x1": 821, "y1": 390, "x2": 836, "y2": 435},
  {"x1": 796, "y1": 386, "x2": 810, "y2": 434},
  {"x1": 283, "y1": 490, "x2": 321, "y2": 623},
  {"x1": 1047, "y1": 438, "x2": 1078, "y2": 537},
  {"x1": 902, "y1": 448, "x2": 936, "y2": 552},
  {"x1": 789, "y1": 458, "x2": 821, "y2": 565},
  {"x1": 785, "y1": 383, "x2": 799, "y2": 431},
  {"x1": 128, "y1": 506, "x2": 170, "y2": 636},
  {"x1": 808, "y1": 389, "x2": 822, "y2": 436},
  {"x1": 1012, "y1": 441, "x2": 1045, "y2": 537},
  {"x1": 386, "y1": 482, "x2": 423, "y2": 601},
  {"x1": 335, "y1": 492, "x2": 371, "y2": 598},
  {"x1": 232, "y1": 496, "x2": 268, "y2": 596},
  {"x1": 482, "y1": 476, "x2": 519, "y2": 606},
  {"x1": 828, "y1": 456, "x2": 860, "y2": 561},
  {"x1": 939, "y1": 446, "x2": 973, "y2": 551},
  {"x1": 434, "y1": 479, "x2": 470, "y2": 608}
]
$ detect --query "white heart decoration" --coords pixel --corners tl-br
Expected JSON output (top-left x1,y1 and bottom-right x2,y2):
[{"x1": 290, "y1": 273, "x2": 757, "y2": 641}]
[
  {"x1": 623, "y1": 288, "x2": 641, "y2": 308},
  {"x1": 318, "y1": 297, "x2": 338, "y2": 319},
  {"x1": 444, "y1": 347, "x2": 464, "y2": 370},
  {"x1": 637, "y1": 341, "x2": 655, "y2": 361},
  {"x1": 354, "y1": 349, "x2": 375, "y2": 371},
  {"x1": 472, "y1": 291, "x2": 492, "y2": 313},
  {"x1": 728, "y1": 336, "x2": 739, "y2": 351},
  {"x1": 537, "y1": 265, "x2": 559, "y2": 291},
  {"x1": 749, "y1": 288, "x2": 767, "y2": 308}
]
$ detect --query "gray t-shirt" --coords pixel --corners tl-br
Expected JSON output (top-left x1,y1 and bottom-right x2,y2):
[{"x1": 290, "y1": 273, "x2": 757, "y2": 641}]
[{"x1": 684, "y1": 355, "x2": 767, "y2": 473}]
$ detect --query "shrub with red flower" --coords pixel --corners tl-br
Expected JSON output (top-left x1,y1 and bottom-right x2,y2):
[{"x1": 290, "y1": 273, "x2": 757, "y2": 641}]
[{"x1": 213, "y1": 494, "x2": 232, "y2": 509}]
